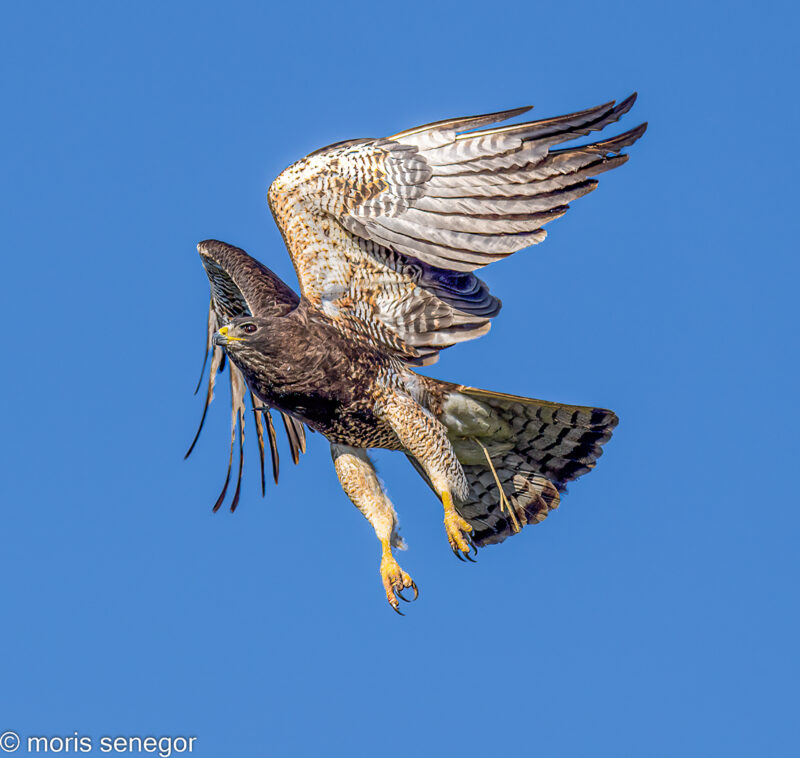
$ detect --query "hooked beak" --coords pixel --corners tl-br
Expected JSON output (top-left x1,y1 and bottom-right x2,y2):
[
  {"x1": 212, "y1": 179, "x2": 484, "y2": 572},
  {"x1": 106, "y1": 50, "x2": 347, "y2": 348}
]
[{"x1": 213, "y1": 325, "x2": 244, "y2": 346}]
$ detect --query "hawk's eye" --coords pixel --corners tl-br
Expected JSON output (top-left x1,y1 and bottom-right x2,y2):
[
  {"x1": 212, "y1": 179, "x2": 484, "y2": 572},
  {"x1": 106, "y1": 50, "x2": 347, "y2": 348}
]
[{"x1": 242, "y1": 323, "x2": 258, "y2": 334}]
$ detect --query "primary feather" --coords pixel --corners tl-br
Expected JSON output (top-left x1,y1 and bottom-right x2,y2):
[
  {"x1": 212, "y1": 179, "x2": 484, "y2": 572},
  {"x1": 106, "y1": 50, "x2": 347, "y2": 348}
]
[{"x1": 267, "y1": 94, "x2": 645, "y2": 364}]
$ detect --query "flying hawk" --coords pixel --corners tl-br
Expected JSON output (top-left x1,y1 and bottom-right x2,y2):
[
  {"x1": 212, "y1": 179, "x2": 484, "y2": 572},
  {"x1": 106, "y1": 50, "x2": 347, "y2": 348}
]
[{"x1": 187, "y1": 94, "x2": 646, "y2": 612}]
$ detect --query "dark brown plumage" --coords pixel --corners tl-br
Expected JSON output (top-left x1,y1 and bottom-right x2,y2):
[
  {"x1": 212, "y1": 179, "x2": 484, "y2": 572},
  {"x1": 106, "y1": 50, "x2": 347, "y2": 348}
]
[{"x1": 216, "y1": 312, "x2": 410, "y2": 450}]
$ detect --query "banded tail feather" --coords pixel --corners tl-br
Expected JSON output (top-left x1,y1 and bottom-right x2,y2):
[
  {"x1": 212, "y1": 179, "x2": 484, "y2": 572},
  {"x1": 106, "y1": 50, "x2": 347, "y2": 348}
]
[{"x1": 435, "y1": 383, "x2": 618, "y2": 547}]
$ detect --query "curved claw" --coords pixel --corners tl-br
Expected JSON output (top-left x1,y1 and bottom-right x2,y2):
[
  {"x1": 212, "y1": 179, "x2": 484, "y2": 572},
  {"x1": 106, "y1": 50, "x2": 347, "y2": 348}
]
[
  {"x1": 381, "y1": 550, "x2": 417, "y2": 615},
  {"x1": 397, "y1": 581, "x2": 420, "y2": 603},
  {"x1": 444, "y1": 507, "x2": 474, "y2": 557},
  {"x1": 464, "y1": 550, "x2": 477, "y2": 563},
  {"x1": 452, "y1": 547, "x2": 466, "y2": 562}
]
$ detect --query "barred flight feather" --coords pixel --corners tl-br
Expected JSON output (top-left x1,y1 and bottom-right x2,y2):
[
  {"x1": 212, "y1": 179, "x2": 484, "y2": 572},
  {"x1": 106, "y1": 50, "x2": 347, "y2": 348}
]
[
  {"x1": 186, "y1": 241, "x2": 307, "y2": 511},
  {"x1": 434, "y1": 383, "x2": 618, "y2": 547},
  {"x1": 267, "y1": 94, "x2": 644, "y2": 354}
]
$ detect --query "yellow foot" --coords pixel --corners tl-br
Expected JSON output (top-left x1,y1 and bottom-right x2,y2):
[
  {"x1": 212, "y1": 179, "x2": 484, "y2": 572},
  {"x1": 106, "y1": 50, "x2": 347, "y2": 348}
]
[
  {"x1": 444, "y1": 507, "x2": 475, "y2": 560},
  {"x1": 380, "y1": 552, "x2": 418, "y2": 615}
]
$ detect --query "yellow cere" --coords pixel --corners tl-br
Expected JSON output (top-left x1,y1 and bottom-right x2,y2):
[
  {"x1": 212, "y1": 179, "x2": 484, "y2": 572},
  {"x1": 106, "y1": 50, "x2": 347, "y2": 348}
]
[{"x1": 219, "y1": 325, "x2": 244, "y2": 342}]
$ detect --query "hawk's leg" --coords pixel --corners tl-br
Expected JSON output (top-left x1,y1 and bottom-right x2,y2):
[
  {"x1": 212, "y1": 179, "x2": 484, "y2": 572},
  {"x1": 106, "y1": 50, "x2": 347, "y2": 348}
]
[
  {"x1": 377, "y1": 390, "x2": 474, "y2": 558},
  {"x1": 330, "y1": 443, "x2": 417, "y2": 613}
]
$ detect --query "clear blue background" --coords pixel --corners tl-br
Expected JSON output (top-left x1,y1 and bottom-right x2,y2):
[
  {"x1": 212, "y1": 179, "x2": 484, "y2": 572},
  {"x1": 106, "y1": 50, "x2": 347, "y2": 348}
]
[{"x1": 2, "y1": 2, "x2": 797, "y2": 756}]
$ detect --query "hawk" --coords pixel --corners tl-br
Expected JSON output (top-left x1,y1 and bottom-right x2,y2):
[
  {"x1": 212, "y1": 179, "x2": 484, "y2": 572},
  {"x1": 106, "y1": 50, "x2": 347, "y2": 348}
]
[{"x1": 187, "y1": 94, "x2": 646, "y2": 612}]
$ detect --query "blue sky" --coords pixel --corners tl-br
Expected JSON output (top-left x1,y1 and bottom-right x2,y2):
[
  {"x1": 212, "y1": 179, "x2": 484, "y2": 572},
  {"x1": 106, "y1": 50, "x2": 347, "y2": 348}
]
[{"x1": 2, "y1": 1, "x2": 797, "y2": 756}]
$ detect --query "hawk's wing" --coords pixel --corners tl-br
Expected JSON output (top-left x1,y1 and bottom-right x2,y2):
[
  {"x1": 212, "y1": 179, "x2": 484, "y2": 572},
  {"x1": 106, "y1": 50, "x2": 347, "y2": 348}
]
[
  {"x1": 186, "y1": 240, "x2": 307, "y2": 512},
  {"x1": 268, "y1": 94, "x2": 646, "y2": 365}
]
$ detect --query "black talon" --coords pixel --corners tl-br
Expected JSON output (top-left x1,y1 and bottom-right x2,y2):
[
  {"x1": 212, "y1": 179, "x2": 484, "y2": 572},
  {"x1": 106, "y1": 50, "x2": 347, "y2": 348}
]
[
  {"x1": 452, "y1": 547, "x2": 466, "y2": 562},
  {"x1": 391, "y1": 603, "x2": 405, "y2": 616},
  {"x1": 398, "y1": 582, "x2": 419, "y2": 602},
  {"x1": 464, "y1": 550, "x2": 476, "y2": 563}
]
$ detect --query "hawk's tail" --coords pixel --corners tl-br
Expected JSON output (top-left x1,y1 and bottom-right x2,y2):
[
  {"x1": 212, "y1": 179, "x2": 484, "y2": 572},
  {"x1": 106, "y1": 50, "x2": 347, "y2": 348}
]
[{"x1": 431, "y1": 382, "x2": 618, "y2": 547}]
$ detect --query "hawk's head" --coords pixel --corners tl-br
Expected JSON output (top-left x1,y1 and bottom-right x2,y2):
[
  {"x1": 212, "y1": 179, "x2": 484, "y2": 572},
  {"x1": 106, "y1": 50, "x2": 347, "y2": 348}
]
[
  {"x1": 212, "y1": 314, "x2": 299, "y2": 364},
  {"x1": 213, "y1": 317, "x2": 267, "y2": 350},
  {"x1": 211, "y1": 313, "x2": 315, "y2": 405},
  {"x1": 212, "y1": 316, "x2": 284, "y2": 387}
]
